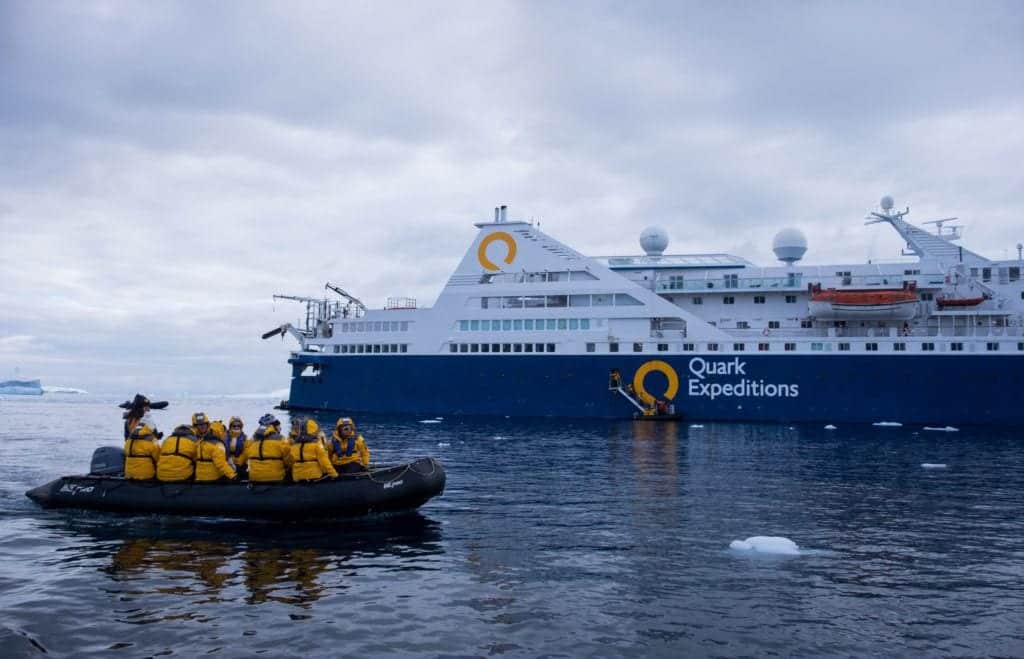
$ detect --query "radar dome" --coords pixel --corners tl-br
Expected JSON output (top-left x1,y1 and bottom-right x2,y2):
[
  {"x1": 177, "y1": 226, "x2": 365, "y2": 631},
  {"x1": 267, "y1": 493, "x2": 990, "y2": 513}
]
[
  {"x1": 880, "y1": 195, "x2": 895, "y2": 211},
  {"x1": 639, "y1": 226, "x2": 669, "y2": 256},
  {"x1": 772, "y1": 228, "x2": 807, "y2": 265}
]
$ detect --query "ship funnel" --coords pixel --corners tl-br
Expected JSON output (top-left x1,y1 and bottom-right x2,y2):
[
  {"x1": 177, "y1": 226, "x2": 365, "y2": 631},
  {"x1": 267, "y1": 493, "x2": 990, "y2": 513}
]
[
  {"x1": 499, "y1": 205, "x2": 508, "y2": 222},
  {"x1": 494, "y1": 207, "x2": 499, "y2": 222}
]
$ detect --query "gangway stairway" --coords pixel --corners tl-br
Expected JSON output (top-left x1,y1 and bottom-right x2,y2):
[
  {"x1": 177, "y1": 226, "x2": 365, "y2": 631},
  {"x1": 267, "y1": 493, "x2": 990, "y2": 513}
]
[{"x1": 610, "y1": 384, "x2": 647, "y2": 413}]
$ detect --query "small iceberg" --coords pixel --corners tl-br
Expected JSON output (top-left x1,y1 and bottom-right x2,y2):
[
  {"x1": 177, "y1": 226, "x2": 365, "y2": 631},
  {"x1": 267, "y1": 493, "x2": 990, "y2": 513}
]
[
  {"x1": 690, "y1": 424, "x2": 704, "y2": 429},
  {"x1": 921, "y1": 463, "x2": 948, "y2": 469},
  {"x1": 0, "y1": 379, "x2": 43, "y2": 396},
  {"x1": 437, "y1": 442, "x2": 451, "y2": 448},
  {"x1": 873, "y1": 421, "x2": 903, "y2": 427},
  {"x1": 729, "y1": 536, "x2": 800, "y2": 556},
  {"x1": 42, "y1": 386, "x2": 88, "y2": 395},
  {"x1": 824, "y1": 424, "x2": 837, "y2": 430},
  {"x1": 419, "y1": 419, "x2": 442, "y2": 424},
  {"x1": 923, "y1": 426, "x2": 959, "y2": 433}
]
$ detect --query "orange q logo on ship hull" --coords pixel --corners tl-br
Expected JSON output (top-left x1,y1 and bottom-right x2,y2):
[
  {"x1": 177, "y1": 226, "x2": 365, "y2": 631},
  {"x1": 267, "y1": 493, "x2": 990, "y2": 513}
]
[
  {"x1": 633, "y1": 360, "x2": 679, "y2": 406},
  {"x1": 477, "y1": 231, "x2": 517, "y2": 271}
]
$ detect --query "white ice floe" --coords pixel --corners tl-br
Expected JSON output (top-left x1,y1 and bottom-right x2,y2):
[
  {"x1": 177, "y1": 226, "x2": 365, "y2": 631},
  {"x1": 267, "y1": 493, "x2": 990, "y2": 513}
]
[
  {"x1": 824, "y1": 424, "x2": 837, "y2": 430},
  {"x1": 437, "y1": 442, "x2": 451, "y2": 448},
  {"x1": 923, "y1": 426, "x2": 959, "y2": 432},
  {"x1": 690, "y1": 424, "x2": 704, "y2": 428},
  {"x1": 435, "y1": 417, "x2": 444, "y2": 420},
  {"x1": 729, "y1": 536, "x2": 800, "y2": 556},
  {"x1": 921, "y1": 463, "x2": 948, "y2": 469},
  {"x1": 419, "y1": 419, "x2": 442, "y2": 424},
  {"x1": 42, "y1": 386, "x2": 88, "y2": 394},
  {"x1": 872, "y1": 421, "x2": 903, "y2": 427},
  {"x1": 493, "y1": 436, "x2": 505, "y2": 440}
]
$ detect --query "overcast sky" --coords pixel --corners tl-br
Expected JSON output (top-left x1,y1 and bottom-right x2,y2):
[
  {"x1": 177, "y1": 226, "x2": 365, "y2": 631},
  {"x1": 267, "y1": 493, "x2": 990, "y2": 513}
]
[{"x1": 1, "y1": 0, "x2": 1022, "y2": 395}]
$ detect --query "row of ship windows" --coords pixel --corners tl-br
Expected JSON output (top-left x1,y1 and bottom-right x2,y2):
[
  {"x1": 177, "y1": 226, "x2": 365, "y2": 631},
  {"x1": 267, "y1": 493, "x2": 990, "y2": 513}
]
[
  {"x1": 338, "y1": 321, "x2": 411, "y2": 333},
  {"x1": 477, "y1": 294, "x2": 642, "y2": 309},
  {"x1": 458, "y1": 318, "x2": 596, "y2": 331},
  {"x1": 451, "y1": 343, "x2": 557, "y2": 353},
  {"x1": 334, "y1": 344, "x2": 409, "y2": 354},
  {"x1": 592, "y1": 341, "x2": 1024, "y2": 353}
]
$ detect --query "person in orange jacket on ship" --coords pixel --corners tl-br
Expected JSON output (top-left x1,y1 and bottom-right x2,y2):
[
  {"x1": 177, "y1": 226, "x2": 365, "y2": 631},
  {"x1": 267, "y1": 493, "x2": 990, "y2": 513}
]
[
  {"x1": 289, "y1": 419, "x2": 338, "y2": 482},
  {"x1": 195, "y1": 420, "x2": 238, "y2": 482}
]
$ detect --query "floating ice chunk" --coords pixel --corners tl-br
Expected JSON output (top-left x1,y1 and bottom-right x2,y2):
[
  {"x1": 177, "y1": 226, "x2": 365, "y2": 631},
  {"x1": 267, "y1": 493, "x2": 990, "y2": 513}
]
[
  {"x1": 729, "y1": 536, "x2": 800, "y2": 555},
  {"x1": 923, "y1": 426, "x2": 959, "y2": 432},
  {"x1": 435, "y1": 417, "x2": 444, "y2": 420},
  {"x1": 493, "y1": 436, "x2": 505, "y2": 440},
  {"x1": 921, "y1": 463, "x2": 947, "y2": 469},
  {"x1": 419, "y1": 419, "x2": 441, "y2": 424},
  {"x1": 824, "y1": 424, "x2": 837, "y2": 430},
  {"x1": 690, "y1": 424, "x2": 704, "y2": 429},
  {"x1": 437, "y1": 442, "x2": 451, "y2": 448},
  {"x1": 873, "y1": 421, "x2": 902, "y2": 427}
]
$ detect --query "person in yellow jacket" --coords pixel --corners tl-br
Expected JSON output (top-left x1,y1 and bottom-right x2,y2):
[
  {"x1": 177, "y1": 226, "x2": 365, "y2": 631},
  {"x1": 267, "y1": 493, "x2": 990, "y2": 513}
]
[
  {"x1": 124, "y1": 415, "x2": 161, "y2": 480},
  {"x1": 239, "y1": 419, "x2": 292, "y2": 482},
  {"x1": 195, "y1": 420, "x2": 238, "y2": 482},
  {"x1": 191, "y1": 412, "x2": 211, "y2": 440},
  {"x1": 329, "y1": 417, "x2": 370, "y2": 474},
  {"x1": 157, "y1": 424, "x2": 198, "y2": 482},
  {"x1": 290, "y1": 419, "x2": 338, "y2": 482}
]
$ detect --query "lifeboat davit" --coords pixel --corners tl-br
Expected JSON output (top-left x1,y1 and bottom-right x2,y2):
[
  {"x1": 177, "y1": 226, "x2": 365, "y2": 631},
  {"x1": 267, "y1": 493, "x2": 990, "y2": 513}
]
[
  {"x1": 808, "y1": 282, "x2": 918, "y2": 320},
  {"x1": 936, "y1": 295, "x2": 986, "y2": 309}
]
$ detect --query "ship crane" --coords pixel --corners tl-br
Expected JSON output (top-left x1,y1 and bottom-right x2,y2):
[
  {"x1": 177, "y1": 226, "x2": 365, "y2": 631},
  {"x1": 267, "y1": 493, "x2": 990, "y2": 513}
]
[{"x1": 325, "y1": 282, "x2": 367, "y2": 314}]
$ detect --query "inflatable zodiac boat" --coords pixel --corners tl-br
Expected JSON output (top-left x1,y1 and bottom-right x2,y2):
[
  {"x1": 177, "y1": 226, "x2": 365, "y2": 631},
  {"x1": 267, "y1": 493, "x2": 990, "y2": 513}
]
[{"x1": 26, "y1": 448, "x2": 445, "y2": 519}]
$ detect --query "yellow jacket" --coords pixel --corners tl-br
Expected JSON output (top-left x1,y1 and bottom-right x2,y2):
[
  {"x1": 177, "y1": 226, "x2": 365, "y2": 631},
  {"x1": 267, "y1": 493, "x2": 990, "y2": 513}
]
[
  {"x1": 196, "y1": 439, "x2": 237, "y2": 482},
  {"x1": 157, "y1": 427, "x2": 198, "y2": 482},
  {"x1": 290, "y1": 439, "x2": 338, "y2": 481},
  {"x1": 329, "y1": 431, "x2": 370, "y2": 468},
  {"x1": 124, "y1": 426, "x2": 161, "y2": 480},
  {"x1": 240, "y1": 431, "x2": 292, "y2": 482}
]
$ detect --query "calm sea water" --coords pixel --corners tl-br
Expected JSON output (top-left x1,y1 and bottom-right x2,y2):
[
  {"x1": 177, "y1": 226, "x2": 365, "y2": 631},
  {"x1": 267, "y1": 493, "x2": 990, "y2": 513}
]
[{"x1": 0, "y1": 395, "x2": 1022, "y2": 657}]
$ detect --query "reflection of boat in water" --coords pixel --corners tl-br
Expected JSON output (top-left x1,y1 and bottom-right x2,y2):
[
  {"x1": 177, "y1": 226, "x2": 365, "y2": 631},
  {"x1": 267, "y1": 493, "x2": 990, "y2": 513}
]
[
  {"x1": 26, "y1": 457, "x2": 445, "y2": 519},
  {"x1": 807, "y1": 283, "x2": 918, "y2": 320}
]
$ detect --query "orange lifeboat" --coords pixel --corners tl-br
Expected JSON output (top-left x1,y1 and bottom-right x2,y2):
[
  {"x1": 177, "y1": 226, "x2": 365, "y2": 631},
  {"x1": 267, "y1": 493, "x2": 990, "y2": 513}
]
[
  {"x1": 936, "y1": 295, "x2": 986, "y2": 309},
  {"x1": 808, "y1": 282, "x2": 918, "y2": 320}
]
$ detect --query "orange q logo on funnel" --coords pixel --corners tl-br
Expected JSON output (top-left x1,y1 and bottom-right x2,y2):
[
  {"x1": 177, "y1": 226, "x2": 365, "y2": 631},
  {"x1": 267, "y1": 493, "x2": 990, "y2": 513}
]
[
  {"x1": 633, "y1": 360, "x2": 679, "y2": 405},
  {"x1": 477, "y1": 231, "x2": 517, "y2": 271}
]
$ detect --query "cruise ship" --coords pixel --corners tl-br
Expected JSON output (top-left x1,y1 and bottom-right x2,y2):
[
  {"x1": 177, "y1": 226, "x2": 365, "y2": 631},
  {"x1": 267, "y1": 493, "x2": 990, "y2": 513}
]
[{"x1": 267, "y1": 198, "x2": 1023, "y2": 425}]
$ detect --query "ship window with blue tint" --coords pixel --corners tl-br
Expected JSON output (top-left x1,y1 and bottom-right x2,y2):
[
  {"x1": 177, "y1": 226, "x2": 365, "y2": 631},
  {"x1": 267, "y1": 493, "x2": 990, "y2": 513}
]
[
  {"x1": 838, "y1": 343, "x2": 850, "y2": 351},
  {"x1": 370, "y1": 322, "x2": 379, "y2": 331},
  {"x1": 920, "y1": 293, "x2": 933, "y2": 301},
  {"x1": 811, "y1": 343, "x2": 823, "y2": 351},
  {"x1": 391, "y1": 344, "x2": 398, "y2": 353},
  {"x1": 785, "y1": 295, "x2": 797, "y2": 303},
  {"x1": 481, "y1": 343, "x2": 489, "y2": 353},
  {"x1": 1018, "y1": 342, "x2": 1023, "y2": 351},
  {"x1": 470, "y1": 320, "x2": 480, "y2": 331},
  {"x1": 524, "y1": 319, "x2": 534, "y2": 330},
  {"x1": 333, "y1": 345, "x2": 340, "y2": 354},
  {"x1": 536, "y1": 343, "x2": 545, "y2": 352},
  {"x1": 546, "y1": 319, "x2": 556, "y2": 330},
  {"x1": 382, "y1": 323, "x2": 390, "y2": 332},
  {"x1": 341, "y1": 324, "x2": 349, "y2": 333},
  {"x1": 503, "y1": 320, "x2": 512, "y2": 330},
  {"x1": 987, "y1": 342, "x2": 999, "y2": 351},
  {"x1": 356, "y1": 345, "x2": 364, "y2": 353},
  {"x1": 479, "y1": 320, "x2": 489, "y2": 330},
  {"x1": 609, "y1": 342, "x2": 619, "y2": 353},
  {"x1": 401, "y1": 344, "x2": 408, "y2": 353},
  {"x1": 470, "y1": 344, "x2": 478, "y2": 353},
  {"x1": 737, "y1": 321, "x2": 749, "y2": 329},
  {"x1": 922, "y1": 342, "x2": 935, "y2": 351},
  {"x1": 592, "y1": 294, "x2": 612, "y2": 306},
  {"x1": 401, "y1": 321, "x2": 409, "y2": 331},
  {"x1": 449, "y1": 344, "x2": 457, "y2": 353},
  {"x1": 356, "y1": 322, "x2": 365, "y2": 331},
  {"x1": 569, "y1": 294, "x2": 591, "y2": 307},
  {"x1": 503, "y1": 297, "x2": 523, "y2": 309},
  {"x1": 587, "y1": 343, "x2": 596, "y2": 353},
  {"x1": 546, "y1": 295, "x2": 568, "y2": 308},
  {"x1": 457, "y1": 344, "x2": 466, "y2": 353},
  {"x1": 633, "y1": 343, "x2": 643, "y2": 352},
  {"x1": 372, "y1": 344, "x2": 380, "y2": 353},
  {"x1": 723, "y1": 296, "x2": 735, "y2": 305},
  {"x1": 492, "y1": 343, "x2": 500, "y2": 352},
  {"x1": 894, "y1": 343, "x2": 906, "y2": 351},
  {"x1": 503, "y1": 344, "x2": 512, "y2": 353},
  {"x1": 558, "y1": 319, "x2": 567, "y2": 330},
  {"x1": 514, "y1": 344, "x2": 522, "y2": 353},
  {"x1": 459, "y1": 320, "x2": 469, "y2": 331},
  {"x1": 493, "y1": 321, "x2": 501, "y2": 332},
  {"x1": 535, "y1": 319, "x2": 545, "y2": 330},
  {"x1": 382, "y1": 344, "x2": 390, "y2": 353},
  {"x1": 692, "y1": 297, "x2": 703, "y2": 305},
  {"x1": 615, "y1": 294, "x2": 642, "y2": 306},
  {"x1": 523, "y1": 296, "x2": 545, "y2": 308},
  {"x1": 524, "y1": 343, "x2": 533, "y2": 352},
  {"x1": 514, "y1": 319, "x2": 523, "y2": 330},
  {"x1": 754, "y1": 295, "x2": 765, "y2": 304},
  {"x1": 951, "y1": 342, "x2": 963, "y2": 351},
  {"x1": 707, "y1": 343, "x2": 719, "y2": 351},
  {"x1": 865, "y1": 343, "x2": 878, "y2": 351},
  {"x1": 759, "y1": 343, "x2": 769, "y2": 351},
  {"x1": 581, "y1": 319, "x2": 590, "y2": 330},
  {"x1": 658, "y1": 343, "x2": 668, "y2": 352},
  {"x1": 392, "y1": 322, "x2": 400, "y2": 331},
  {"x1": 769, "y1": 321, "x2": 780, "y2": 329},
  {"x1": 801, "y1": 320, "x2": 813, "y2": 329},
  {"x1": 734, "y1": 343, "x2": 745, "y2": 351},
  {"x1": 683, "y1": 343, "x2": 695, "y2": 351},
  {"x1": 547, "y1": 343, "x2": 555, "y2": 352},
  {"x1": 569, "y1": 319, "x2": 579, "y2": 330}
]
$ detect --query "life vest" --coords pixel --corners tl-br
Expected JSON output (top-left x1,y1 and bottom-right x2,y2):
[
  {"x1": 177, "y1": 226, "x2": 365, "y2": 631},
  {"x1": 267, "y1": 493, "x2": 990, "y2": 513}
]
[
  {"x1": 163, "y1": 428, "x2": 196, "y2": 459},
  {"x1": 226, "y1": 431, "x2": 247, "y2": 458},
  {"x1": 294, "y1": 437, "x2": 320, "y2": 463},
  {"x1": 331, "y1": 435, "x2": 356, "y2": 457},
  {"x1": 252, "y1": 434, "x2": 286, "y2": 463}
]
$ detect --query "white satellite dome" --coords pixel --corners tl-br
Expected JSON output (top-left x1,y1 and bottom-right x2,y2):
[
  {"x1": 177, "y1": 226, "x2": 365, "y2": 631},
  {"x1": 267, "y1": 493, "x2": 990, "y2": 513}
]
[
  {"x1": 772, "y1": 228, "x2": 807, "y2": 265},
  {"x1": 639, "y1": 226, "x2": 669, "y2": 256},
  {"x1": 880, "y1": 195, "x2": 895, "y2": 211}
]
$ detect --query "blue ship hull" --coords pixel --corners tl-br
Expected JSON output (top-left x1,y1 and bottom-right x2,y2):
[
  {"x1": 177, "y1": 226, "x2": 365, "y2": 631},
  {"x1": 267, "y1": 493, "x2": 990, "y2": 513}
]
[{"x1": 286, "y1": 354, "x2": 1024, "y2": 425}]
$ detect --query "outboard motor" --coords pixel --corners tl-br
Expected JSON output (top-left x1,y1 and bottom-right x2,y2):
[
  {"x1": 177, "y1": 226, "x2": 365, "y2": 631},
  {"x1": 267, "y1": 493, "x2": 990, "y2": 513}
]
[{"x1": 90, "y1": 446, "x2": 125, "y2": 476}]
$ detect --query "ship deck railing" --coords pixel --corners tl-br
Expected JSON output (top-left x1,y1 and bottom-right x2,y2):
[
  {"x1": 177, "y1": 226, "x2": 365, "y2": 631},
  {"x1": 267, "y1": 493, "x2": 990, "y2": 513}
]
[{"x1": 727, "y1": 326, "x2": 1021, "y2": 340}]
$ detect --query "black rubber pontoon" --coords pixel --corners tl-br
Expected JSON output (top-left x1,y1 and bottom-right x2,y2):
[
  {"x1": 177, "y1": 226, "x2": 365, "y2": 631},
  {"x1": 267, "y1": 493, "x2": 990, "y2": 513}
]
[{"x1": 26, "y1": 457, "x2": 445, "y2": 519}]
